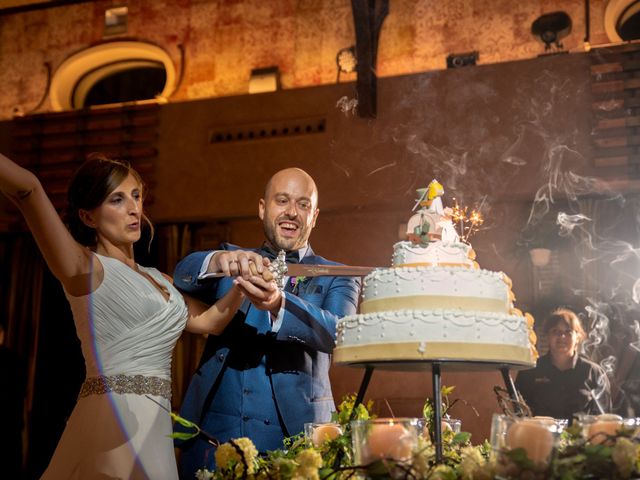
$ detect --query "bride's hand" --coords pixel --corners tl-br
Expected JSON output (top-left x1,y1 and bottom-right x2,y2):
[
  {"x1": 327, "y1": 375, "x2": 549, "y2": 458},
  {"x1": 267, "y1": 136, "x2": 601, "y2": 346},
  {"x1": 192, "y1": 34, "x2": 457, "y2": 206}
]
[
  {"x1": 248, "y1": 260, "x2": 273, "y2": 281},
  {"x1": 233, "y1": 275, "x2": 281, "y2": 316}
]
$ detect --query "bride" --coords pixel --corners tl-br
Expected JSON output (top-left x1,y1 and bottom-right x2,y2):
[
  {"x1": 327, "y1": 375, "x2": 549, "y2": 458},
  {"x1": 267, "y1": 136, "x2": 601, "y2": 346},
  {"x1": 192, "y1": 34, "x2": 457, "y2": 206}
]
[{"x1": 0, "y1": 152, "x2": 267, "y2": 479}]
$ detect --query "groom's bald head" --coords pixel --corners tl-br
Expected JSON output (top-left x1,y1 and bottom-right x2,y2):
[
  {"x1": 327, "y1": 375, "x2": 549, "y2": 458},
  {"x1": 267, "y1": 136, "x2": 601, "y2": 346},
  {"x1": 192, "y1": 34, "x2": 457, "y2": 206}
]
[{"x1": 259, "y1": 168, "x2": 319, "y2": 251}]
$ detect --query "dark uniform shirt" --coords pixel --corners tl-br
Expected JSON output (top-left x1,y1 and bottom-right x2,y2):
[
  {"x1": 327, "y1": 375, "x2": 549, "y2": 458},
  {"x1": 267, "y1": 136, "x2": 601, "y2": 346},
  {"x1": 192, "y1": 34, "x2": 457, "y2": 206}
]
[{"x1": 515, "y1": 353, "x2": 610, "y2": 420}]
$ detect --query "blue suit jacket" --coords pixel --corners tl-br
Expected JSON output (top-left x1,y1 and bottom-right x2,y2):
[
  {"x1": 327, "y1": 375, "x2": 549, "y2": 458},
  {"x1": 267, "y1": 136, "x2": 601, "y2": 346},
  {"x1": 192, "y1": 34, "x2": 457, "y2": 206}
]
[{"x1": 174, "y1": 243, "x2": 360, "y2": 474}]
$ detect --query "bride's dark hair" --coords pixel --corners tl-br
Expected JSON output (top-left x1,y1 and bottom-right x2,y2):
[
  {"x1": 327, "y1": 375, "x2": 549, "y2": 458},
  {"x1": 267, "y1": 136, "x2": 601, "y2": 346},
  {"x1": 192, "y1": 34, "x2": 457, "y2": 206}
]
[{"x1": 66, "y1": 153, "x2": 153, "y2": 246}]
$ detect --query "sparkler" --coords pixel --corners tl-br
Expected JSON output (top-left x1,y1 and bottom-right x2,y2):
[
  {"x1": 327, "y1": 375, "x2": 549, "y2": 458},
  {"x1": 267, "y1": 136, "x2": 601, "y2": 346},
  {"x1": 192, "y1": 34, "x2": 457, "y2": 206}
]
[{"x1": 451, "y1": 198, "x2": 484, "y2": 243}]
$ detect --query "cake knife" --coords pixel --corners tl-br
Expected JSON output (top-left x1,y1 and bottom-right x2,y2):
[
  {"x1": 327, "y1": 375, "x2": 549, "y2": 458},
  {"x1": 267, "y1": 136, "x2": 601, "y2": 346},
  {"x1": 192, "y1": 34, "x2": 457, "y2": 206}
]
[{"x1": 200, "y1": 250, "x2": 376, "y2": 289}]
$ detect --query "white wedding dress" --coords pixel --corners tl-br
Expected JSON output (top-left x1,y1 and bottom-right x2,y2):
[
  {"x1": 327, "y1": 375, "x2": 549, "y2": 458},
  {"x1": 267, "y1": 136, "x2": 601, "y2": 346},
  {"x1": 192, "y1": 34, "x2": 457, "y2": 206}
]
[{"x1": 41, "y1": 254, "x2": 188, "y2": 480}]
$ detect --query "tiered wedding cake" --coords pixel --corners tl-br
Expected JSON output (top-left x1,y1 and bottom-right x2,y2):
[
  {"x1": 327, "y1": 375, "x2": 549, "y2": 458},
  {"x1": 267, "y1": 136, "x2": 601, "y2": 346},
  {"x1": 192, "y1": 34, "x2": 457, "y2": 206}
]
[{"x1": 334, "y1": 180, "x2": 537, "y2": 367}]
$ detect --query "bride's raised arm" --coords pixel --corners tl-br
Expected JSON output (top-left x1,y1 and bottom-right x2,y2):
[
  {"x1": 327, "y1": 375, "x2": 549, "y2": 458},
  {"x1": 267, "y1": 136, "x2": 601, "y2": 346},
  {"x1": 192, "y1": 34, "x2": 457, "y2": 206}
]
[{"x1": 0, "y1": 153, "x2": 93, "y2": 294}]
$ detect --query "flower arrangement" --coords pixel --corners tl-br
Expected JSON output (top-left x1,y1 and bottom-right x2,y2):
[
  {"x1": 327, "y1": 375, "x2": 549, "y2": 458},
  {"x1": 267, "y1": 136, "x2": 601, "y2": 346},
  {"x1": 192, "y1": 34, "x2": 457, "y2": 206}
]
[
  {"x1": 178, "y1": 391, "x2": 640, "y2": 480},
  {"x1": 196, "y1": 435, "x2": 323, "y2": 480},
  {"x1": 489, "y1": 419, "x2": 640, "y2": 480},
  {"x1": 192, "y1": 394, "x2": 372, "y2": 479},
  {"x1": 187, "y1": 390, "x2": 494, "y2": 480}
]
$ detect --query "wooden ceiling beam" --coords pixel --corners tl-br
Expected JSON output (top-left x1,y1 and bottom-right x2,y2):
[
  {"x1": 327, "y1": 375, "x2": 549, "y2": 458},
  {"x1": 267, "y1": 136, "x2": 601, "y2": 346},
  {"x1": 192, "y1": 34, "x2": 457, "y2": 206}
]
[{"x1": 351, "y1": 0, "x2": 389, "y2": 118}]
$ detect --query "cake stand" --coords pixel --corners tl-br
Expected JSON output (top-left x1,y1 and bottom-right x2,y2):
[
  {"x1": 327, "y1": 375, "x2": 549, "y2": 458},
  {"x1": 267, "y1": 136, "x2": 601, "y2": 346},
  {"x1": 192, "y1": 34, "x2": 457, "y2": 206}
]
[{"x1": 339, "y1": 358, "x2": 532, "y2": 464}]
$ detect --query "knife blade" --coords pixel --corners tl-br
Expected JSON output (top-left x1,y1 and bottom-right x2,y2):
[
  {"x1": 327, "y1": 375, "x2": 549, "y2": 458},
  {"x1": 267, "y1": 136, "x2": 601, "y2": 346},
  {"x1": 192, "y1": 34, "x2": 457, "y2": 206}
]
[{"x1": 200, "y1": 263, "x2": 376, "y2": 279}]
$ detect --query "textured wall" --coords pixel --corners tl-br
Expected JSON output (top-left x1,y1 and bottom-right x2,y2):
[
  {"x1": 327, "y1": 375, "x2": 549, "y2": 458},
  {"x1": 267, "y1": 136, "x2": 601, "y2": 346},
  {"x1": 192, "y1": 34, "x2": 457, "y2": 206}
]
[{"x1": 0, "y1": 0, "x2": 610, "y2": 119}]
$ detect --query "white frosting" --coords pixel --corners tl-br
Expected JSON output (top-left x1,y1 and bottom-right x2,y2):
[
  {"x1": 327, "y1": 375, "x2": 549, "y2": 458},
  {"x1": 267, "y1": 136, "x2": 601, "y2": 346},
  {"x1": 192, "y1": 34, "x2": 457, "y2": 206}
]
[
  {"x1": 361, "y1": 266, "x2": 511, "y2": 314},
  {"x1": 337, "y1": 309, "x2": 531, "y2": 348},
  {"x1": 392, "y1": 241, "x2": 474, "y2": 268}
]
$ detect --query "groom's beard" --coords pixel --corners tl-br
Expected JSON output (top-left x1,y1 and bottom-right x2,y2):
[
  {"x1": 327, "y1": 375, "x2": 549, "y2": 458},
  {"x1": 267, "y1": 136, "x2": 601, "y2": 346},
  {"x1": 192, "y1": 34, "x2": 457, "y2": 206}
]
[{"x1": 263, "y1": 216, "x2": 310, "y2": 252}]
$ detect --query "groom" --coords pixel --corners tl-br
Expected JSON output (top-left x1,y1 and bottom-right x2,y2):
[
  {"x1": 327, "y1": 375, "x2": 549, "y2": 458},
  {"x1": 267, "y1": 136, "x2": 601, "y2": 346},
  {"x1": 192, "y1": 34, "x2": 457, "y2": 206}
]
[{"x1": 174, "y1": 167, "x2": 361, "y2": 476}]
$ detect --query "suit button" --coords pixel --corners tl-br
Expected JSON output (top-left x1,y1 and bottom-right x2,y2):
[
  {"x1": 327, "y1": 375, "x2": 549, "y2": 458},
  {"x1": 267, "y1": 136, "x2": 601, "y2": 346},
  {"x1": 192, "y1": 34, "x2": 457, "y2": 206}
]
[
  {"x1": 242, "y1": 416, "x2": 249, "y2": 422},
  {"x1": 243, "y1": 388, "x2": 251, "y2": 395},
  {"x1": 217, "y1": 354, "x2": 225, "y2": 361},
  {"x1": 264, "y1": 419, "x2": 270, "y2": 425}
]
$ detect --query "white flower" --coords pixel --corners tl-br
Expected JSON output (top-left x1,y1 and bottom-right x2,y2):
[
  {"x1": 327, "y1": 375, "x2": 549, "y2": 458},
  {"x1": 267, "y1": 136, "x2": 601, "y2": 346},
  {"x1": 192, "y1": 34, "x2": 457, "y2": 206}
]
[
  {"x1": 459, "y1": 446, "x2": 494, "y2": 480},
  {"x1": 412, "y1": 437, "x2": 435, "y2": 477},
  {"x1": 194, "y1": 468, "x2": 214, "y2": 480}
]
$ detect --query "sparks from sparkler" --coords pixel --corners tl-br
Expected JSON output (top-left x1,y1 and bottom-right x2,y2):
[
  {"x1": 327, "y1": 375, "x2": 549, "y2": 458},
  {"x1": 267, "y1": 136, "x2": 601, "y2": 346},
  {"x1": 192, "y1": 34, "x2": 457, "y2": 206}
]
[{"x1": 451, "y1": 198, "x2": 484, "y2": 243}]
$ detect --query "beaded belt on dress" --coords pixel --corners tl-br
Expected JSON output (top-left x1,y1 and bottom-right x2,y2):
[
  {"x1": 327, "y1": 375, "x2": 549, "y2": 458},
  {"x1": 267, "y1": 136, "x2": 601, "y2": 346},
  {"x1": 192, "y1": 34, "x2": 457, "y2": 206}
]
[{"x1": 79, "y1": 374, "x2": 171, "y2": 400}]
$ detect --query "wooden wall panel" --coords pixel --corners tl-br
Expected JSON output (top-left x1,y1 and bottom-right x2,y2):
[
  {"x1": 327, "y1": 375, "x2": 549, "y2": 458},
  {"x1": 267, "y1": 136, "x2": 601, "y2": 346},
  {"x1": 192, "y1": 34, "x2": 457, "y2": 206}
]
[
  {"x1": 2, "y1": 104, "x2": 159, "y2": 231},
  {"x1": 590, "y1": 44, "x2": 640, "y2": 175}
]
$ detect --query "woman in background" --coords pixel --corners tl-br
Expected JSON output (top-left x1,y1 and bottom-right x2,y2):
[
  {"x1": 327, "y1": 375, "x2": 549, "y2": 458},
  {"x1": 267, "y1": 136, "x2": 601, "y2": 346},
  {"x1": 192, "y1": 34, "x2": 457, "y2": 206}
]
[
  {"x1": 515, "y1": 308, "x2": 611, "y2": 420},
  {"x1": 0, "y1": 152, "x2": 265, "y2": 479}
]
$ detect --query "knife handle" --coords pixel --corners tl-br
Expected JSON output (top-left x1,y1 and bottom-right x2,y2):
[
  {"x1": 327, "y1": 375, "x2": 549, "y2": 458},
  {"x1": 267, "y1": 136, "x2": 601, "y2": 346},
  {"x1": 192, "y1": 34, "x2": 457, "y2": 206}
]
[{"x1": 249, "y1": 261, "x2": 274, "y2": 282}]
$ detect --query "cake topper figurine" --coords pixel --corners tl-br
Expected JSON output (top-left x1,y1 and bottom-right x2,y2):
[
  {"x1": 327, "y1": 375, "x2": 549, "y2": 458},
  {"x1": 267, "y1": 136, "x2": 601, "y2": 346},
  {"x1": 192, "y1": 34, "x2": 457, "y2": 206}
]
[
  {"x1": 412, "y1": 179, "x2": 444, "y2": 213},
  {"x1": 406, "y1": 180, "x2": 486, "y2": 245},
  {"x1": 425, "y1": 179, "x2": 444, "y2": 215},
  {"x1": 438, "y1": 207, "x2": 460, "y2": 243},
  {"x1": 407, "y1": 179, "x2": 459, "y2": 245}
]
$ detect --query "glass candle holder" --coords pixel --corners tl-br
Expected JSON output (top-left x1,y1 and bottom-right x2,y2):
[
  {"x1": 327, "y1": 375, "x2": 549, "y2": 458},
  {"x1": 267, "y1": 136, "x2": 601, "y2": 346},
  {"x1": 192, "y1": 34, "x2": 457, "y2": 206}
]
[
  {"x1": 629, "y1": 417, "x2": 640, "y2": 435},
  {"x1": 530, "y1": 416, "x2": 568, "y2": 433},
  {"x1": 416, "y1": 416, "x2": 462, "y2": 441},
  {"x1": 491, "y1": 414, "x2": 560, "y2": 478},
  {"x1": 575, "y1": 413, "x2": 625, "y2": 445},
  {"x1": 304, "y1": 422, "x2": 343, "y2": 447},
  {"x1": 443, "y1": 417, "x2": 462, "y2": 433},
  {"x1": 351, "y1": 417, "x2": 421, "y2": 468}
]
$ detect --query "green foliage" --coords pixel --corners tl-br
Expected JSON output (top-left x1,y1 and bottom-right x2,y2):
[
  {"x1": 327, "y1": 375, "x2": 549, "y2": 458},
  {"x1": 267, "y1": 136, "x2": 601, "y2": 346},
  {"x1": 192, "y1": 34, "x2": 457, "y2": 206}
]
[
  {"x1": 452, "y1": 432, "x2": 471, "y2": 445},
  {"x1": 422, "y1": 385, "x2": 462, "y2": 443},
  {"x1": 187, "y1": 390, "x2": 640, "y2": 480},
  {"x1": 505, "y1": 447, "x2": 536, "y2": 470},
  {"x1": 169, "y1": 411, "x2": 200, "y2": 441},
  {"x1": 332, "y1": 393, "x2": 374, "y2": 425}
]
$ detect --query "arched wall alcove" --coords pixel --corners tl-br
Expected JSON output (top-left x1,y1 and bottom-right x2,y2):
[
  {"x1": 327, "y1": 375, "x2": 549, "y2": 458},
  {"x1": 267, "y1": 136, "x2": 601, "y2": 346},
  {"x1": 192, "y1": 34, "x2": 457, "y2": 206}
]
[
  {"x1": 604, "y1": 0, "x2": 640, "y2": 42},
  {"x1": 49, "y1": 41, "x2": 176, "y2": 111}
]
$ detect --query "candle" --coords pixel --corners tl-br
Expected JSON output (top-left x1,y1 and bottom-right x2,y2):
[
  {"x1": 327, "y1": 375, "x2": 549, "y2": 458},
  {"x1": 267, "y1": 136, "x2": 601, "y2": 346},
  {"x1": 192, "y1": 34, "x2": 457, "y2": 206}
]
[
  {"x1": 420, "y1": 419, "x2": 458, "y2": 440},
  {"x1": 311, "y1": 423, "x2": 342, "y2": 447},
  {"x1": 505, "y1": 418, "x2": 554, "y2": 465},
  {"x1": 533, "y1": 416, "x2": 555, "y2": 424},
  {"x1": 367, "y1": 421, "x2": 415, "y2": 461},
  {"x1": 588, "y1": 414, "x2": 623, "y2": 445}
]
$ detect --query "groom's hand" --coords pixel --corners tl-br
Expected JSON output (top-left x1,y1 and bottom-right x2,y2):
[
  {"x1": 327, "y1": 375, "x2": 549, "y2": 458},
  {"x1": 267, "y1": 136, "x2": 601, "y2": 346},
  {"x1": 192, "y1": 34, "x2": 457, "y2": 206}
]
[
  {"x1": 233, "y1": 276, "x2": 282, "y2": 316},
  {"x1": 209, "y1": 251, "x2": 268, "y2": 280}
]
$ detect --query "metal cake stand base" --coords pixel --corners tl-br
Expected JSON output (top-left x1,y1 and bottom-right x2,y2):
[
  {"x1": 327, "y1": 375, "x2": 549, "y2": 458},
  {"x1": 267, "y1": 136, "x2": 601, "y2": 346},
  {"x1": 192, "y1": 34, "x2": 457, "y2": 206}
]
[{"x1": 342, "y1": 359, "x2": 529, "y2": 464}]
